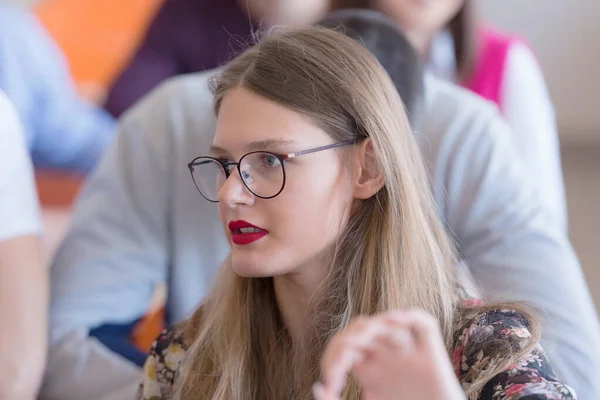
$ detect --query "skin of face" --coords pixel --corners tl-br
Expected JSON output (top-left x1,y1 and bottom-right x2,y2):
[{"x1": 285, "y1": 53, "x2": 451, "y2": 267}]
[
  {"x1": 371, "y1": 0, "x2": 465, "y2": 51},
  {"x1": 213, "y1": 87, "x2": 354, "y2": 283}
]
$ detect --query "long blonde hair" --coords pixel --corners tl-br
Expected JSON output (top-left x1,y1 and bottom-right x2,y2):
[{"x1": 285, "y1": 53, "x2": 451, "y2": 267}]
[{"x1": 177, "y1": 26, "x2": 538, "y2": 399}]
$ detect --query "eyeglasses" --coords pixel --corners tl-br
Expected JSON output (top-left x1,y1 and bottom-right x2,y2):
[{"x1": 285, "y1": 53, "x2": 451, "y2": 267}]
[{"x1": 187, "y1": 140, "x2": 354, "y2": 202}]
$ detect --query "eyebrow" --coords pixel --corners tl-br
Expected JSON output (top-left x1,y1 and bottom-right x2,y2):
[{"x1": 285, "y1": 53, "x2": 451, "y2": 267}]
[{"x1": 210, "y1": 139, "x2": 299, "y2": 156}]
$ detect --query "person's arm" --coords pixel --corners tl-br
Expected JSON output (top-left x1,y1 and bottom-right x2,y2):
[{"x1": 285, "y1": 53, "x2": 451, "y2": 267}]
[
  {"x1": 0, "y1": 237, "x2": 46, "y2": 400},
  {"x1": 439, "y1": 110, "x2": 600, "y2": 398},
  {"x1": 138, "y1": 329, "x2": 185, "y2": 400},
  {"x1": 457, "y1": 310, "x2": 576, "y2": 399},
  {"x1": 0, "y1": 92, "x2": 46, "y2": 400},
  {"x1": 41, "y1": 83, "x2": 175, "y2": 400},
  {"x1": 0, "y1": 5, "x2": 116, "y2": 174},
  {"x1": 501, "y1": 42, "x2": 567, "y2": 231},
  {"x1": 104, "y1": 1, "x2": 183, "y2": 118}
]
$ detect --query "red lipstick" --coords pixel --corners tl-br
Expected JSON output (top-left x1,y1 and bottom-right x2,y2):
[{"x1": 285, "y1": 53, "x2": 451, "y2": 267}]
[{"x1": 228, "y1": 220, "x2": 268, "y2": 245}]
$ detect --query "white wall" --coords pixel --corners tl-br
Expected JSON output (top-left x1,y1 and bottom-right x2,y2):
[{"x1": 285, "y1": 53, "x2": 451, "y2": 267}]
[{"x1": 480, "y1": 0, "x2": 600, "y2": 144}]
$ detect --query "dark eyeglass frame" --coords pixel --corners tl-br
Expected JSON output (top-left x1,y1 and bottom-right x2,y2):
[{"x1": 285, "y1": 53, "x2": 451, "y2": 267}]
[{"x1": 187, "y1": 140, "x2": 355, "y2": 202}]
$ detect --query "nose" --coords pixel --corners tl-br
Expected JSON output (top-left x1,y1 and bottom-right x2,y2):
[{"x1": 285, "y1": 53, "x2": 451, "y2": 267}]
[{"x1": 217, "y1": 170, "x2": 255, "y2": 208}]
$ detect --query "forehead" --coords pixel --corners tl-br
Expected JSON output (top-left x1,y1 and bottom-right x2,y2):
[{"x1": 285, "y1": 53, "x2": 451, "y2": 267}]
[{"x1": 214, "y1": 87, "x2": 329, "y2": 153}]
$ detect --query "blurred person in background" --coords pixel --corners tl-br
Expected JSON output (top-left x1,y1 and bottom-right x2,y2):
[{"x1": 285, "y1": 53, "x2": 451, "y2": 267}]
[
  {"x1": 331, "y1": 0, "x2": 565, "y2": 230},
  {"x1": 45, "y1": 10, "x2": 600, "y2": 400},
  {"x1": 0, "y1": 5, "x2": 115, "y2": 175},
  {"x1": 104, "y1": 0, "x2": 331, "y2": 117},
  {"x1": 0, "y1": 91, "x2": 47, "y2": 400}
]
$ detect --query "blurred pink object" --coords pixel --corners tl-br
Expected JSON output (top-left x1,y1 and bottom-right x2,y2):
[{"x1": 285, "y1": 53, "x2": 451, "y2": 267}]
[{"x1": 464, "y1": 27, "x2": 527, "y2": 112}]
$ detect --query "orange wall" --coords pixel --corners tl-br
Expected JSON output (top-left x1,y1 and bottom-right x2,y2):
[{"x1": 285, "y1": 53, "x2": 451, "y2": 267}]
[{"x1": 35, "y1": 0, "x2": 163, "y2": 88}]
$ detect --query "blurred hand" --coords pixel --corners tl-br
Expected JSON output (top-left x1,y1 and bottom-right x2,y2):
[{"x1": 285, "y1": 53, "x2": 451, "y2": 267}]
[{"x1": 315, "y1": 309, "x2": 466, "y2": 400}]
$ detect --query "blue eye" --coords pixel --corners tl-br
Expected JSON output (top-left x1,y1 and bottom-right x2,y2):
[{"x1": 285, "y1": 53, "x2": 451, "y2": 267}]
[{"x1": 262, "y1": 154, "x2": 281, "y2": 168}]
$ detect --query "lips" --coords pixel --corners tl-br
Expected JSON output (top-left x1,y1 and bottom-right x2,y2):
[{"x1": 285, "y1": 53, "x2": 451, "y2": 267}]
[{"x1": 228, "y1": 220, "x2": 269, "y2": 245}]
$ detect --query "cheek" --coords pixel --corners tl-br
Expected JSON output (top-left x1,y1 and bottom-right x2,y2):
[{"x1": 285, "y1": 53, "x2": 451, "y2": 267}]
[
  {"x1": 274, "y1": 165, "x2": 352, "y2": 246},
  {"x1": 218, "y1": 204, "x2": 230, "y2": 243}
]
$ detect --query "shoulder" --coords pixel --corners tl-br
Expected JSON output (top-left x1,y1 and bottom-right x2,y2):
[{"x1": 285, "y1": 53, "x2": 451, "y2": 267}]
[
  {"x1": 121, "y1": 70, "x2": 217, "y2": 124},
  {"x1": 421, "y1": 73, "x2": 501, "y2": 141},
  {"x1": 418, "y1": 74, "x2": 511, "y2": 174},
  {"x1": 0, "y1": 92, "x2": 41, "y2": 242},
  {"x1": 0, "y1": 91, "x2": 21, "y2": 134},
  {"x1": 418, "y1": 74, "x2": 519, "y2": 216},
  {"x1": 453, "y1": 308, "x2": 534, "y2": 372},
  {"x1": 453, "y1": 308, "x2": 576, "y2": 399},
  {"x1": 453, "y1": 308, "x2": 534, "y2": 364},
  {"x1": 151, "y1": 328, "x2": 188, "y2": 361},
  {"x1": 0, "y1": 5, "x2": 35, "y2": 30},
  {"x1": 0, "y1": 90, "x2": 34, "y2": 188},
  {"x1": 0, "y1": 5, "x2": 53, "y2": 54},
  {"x1": 0, "y1": 90, "x2": 30, "y2": 173},
  {"x1": 117, "y1": 69, "x2": 219, "y2": 158},
  {"x1": 500, "y1": 40, "x2": 555, "y2": 133},
  {"x1": 503, "y1": 41, "x2": 549, "y2": 93},
  {"x1": 478, "y1": 27, "x2": 547, "y2": 101},
  {"x1": 139, "y1": 328, "x2": 188, "y2": 399}
]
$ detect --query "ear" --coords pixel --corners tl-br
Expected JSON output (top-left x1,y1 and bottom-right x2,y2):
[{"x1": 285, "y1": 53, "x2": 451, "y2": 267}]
[{"x1": 352, "y1": 138, "x2": 385, "y2": 200}]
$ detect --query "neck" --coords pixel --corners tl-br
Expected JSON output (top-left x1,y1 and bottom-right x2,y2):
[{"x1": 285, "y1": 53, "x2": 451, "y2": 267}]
[
  {"x1": 274, "y1": 262, "x2": 325, "y2": 343},
  {"x1": 405, "y1": 29, "x2": 436, "y2": 58}
]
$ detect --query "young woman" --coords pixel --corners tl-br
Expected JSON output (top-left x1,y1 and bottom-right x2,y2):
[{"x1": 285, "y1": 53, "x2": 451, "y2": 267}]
[
  {"x1": 331, "y1": 0, "x2": 566, "y2": 230},
  {"x1": 138, "y1": 27, "x2": 574, "y2": 400}
]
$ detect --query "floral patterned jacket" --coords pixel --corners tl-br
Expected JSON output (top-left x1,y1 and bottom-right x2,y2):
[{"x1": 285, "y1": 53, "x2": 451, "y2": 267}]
[{"x1": 138, "y1": 308, "x2": 576, "y2": 399}]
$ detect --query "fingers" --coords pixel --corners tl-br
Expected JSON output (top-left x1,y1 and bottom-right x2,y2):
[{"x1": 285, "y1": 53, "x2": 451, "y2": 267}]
[
  {"x1": 375, "y1": 320, "x2": 415, "y2": 353},
  {"x1": 319, "y1": 312, "x2": 426, "y2": 397},
  {"x1": 317, "y1": 309, "x2": 443, "y2": 398},
  {"x1": 385, "y1": 308, "x2": 443, "y2": 350},
  {"x1": 319, "y1": 317, "x2": 378, "y2": 397}
]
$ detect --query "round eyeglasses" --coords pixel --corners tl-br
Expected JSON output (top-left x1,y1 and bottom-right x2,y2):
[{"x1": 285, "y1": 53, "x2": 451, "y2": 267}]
[{"x1": 187, "y1": 140, "x2": 354, "y2": 202}]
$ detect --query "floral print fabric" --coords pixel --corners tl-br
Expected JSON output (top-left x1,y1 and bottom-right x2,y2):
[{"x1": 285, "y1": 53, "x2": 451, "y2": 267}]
[{"x1": 138, "y1": 309, "x2": 576, "y2": 399}]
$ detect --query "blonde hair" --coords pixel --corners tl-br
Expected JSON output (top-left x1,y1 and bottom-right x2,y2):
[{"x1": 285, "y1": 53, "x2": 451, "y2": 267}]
[{"x1": 177, "y1": 26, "x2": 538, "y2": 399}]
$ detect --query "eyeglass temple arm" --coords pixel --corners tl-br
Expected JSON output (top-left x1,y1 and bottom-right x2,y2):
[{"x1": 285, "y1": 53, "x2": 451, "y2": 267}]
[{"x1": 286, "y1": 140, "x2": 355, "y2": 159}]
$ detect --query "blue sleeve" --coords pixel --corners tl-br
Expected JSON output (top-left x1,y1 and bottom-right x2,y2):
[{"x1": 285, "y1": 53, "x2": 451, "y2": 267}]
[{"x1": 0, "y1": 5, "x2": 115, "y2": 174}]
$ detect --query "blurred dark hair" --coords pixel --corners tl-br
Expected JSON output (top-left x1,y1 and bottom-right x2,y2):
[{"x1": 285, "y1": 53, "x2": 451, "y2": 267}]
[
  {"x1": 330, "y1": 0, "x2": 478, "y2": 82},
  {"x1": 318, "y1": 8, "x2": 425, "y2": 126}
]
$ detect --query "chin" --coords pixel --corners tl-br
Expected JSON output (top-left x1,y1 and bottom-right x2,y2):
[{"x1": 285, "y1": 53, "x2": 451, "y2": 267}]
[{"x1": 230, "y1": 250, "x2": 274, "y2": 278}]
